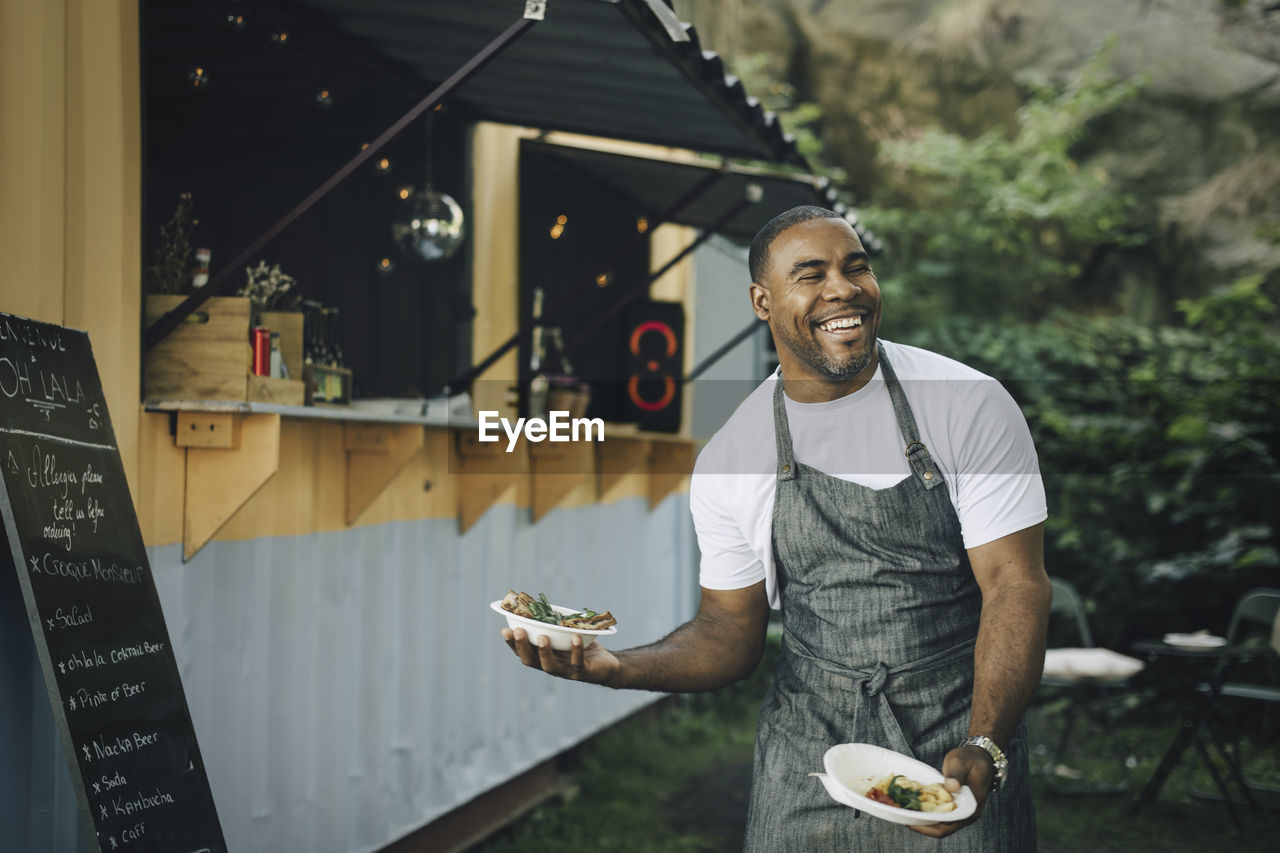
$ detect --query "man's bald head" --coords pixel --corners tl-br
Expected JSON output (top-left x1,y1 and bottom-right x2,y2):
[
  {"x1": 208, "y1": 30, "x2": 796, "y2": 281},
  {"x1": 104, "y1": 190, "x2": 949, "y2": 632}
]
[{"x1": 748, "y1": 205, "x2": 845, "y2": 284}]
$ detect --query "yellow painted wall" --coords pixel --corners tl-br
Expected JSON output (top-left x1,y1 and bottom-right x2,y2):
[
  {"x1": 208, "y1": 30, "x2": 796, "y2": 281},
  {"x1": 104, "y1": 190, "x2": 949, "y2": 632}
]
[{"x1": 0, "y1": 0, "x2": 142, "y2": 497}]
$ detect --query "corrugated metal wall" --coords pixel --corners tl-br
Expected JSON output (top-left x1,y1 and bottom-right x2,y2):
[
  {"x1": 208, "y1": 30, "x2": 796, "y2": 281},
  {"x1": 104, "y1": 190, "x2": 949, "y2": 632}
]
[{"x1": 6, "y1": 494, "x2": 697, "y2": 852}]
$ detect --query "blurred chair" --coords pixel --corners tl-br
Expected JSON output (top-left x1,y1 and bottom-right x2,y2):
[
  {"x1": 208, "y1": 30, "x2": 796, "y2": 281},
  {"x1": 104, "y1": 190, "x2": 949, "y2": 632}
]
[
  {"x1": 1035, "y1": 577, "x2": 1145, "y2": 792},
  {"x1": 1189, "y1": 587, "x2": 1280, "y2": 804}
]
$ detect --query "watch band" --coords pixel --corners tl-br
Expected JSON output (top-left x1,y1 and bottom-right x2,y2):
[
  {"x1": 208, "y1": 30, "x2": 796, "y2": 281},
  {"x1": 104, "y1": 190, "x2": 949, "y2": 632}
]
[{"x1": 961, "y1": 735, "x2": 1008, "y2": 790}]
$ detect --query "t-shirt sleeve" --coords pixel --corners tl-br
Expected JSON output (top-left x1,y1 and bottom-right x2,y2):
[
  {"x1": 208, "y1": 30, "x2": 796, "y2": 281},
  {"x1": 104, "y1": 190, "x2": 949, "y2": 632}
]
[
  {"x1": 690, "y1": 453, "x2": 767, "y2": 590},
  {"x1": 949, "y1": 379, "x2": 1048, "y2": 549}
]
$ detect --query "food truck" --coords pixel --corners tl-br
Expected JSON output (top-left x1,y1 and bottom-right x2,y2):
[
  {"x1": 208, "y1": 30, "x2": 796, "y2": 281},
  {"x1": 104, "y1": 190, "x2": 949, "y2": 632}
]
[{"x1": 0, "y1": 2, "x2": 867, "y2": 850}]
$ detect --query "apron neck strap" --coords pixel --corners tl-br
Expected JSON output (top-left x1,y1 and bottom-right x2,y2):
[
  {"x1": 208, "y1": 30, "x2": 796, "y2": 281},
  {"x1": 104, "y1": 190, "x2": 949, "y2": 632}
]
[
  {"x1": 772, "y1": 377, "x2": 798, "y2": 481},
  {"x1": 878, "y1": 345, "x2": 946, "y2": 490},
  {"x1": 772, "y1": 343, "x2": 946, "y2": 489}
]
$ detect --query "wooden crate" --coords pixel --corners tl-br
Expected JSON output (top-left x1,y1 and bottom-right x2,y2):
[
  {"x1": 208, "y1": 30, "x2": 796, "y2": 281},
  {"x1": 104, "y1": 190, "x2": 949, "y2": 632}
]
[
  {"x1": 252, "y1": 310, "x2": 306, "y2": 404},
  {"x1": 247, "y1": 375, "x2": 306, "y2": 405},
  {"x1": 259, "y1": 311, "x2": 304, "y2": 380},
  {"x1": 303, "y1": 364, "x2": 353, "y2": 407},
  {"x1": 144, "y1": 295, "x2": 250, "y2": 401}
]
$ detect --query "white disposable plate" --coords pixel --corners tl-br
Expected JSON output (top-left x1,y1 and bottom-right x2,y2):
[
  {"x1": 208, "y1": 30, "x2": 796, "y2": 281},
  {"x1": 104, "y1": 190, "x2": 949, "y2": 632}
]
[
  {"x1": 491, "y1": 599, "x2": 617, "y2": 651},
  {"x1": 1162, "y1": 633, "x2": 1227, "y2": 650},
  {"x1": 817, "y1": 743, "x2": 977, "y2": 826}
]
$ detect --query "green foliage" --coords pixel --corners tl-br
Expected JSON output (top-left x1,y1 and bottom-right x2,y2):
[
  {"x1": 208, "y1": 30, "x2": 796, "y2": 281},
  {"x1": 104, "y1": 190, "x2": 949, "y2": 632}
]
[
  {"x1": 475, "y1": 639, "x2": 778, "y2": 852},
  {"x1": 1029, "y1": 708, "x2": 1279, "y2": 849},
  {"x1": 866, "y1": 49, "x2": 1147, "y2": 326},
  {"x1": 902, "y1": 278, "x2": 1280, "y2": 644},
  {"x1": 727, "y1": 53, "x2": 846, "y2": 183},
  {"x1": 856, "y1": 42, "x2": 1280, "y2": 639}
]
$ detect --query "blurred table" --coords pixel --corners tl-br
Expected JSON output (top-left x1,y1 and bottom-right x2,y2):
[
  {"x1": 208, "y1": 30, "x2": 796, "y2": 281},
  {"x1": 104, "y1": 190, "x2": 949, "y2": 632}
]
[{"x1": 1128, "y1": 640, "x2": 1259, "y2": 828}]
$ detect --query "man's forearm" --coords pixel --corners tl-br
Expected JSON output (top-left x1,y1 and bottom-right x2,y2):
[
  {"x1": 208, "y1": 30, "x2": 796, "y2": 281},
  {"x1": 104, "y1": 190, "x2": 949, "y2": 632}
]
[
  {"x1": 967, "y1": 575, "x2": 1052, "y2": 747},
  {"x1": 608, "y1": 610, "x2": 766, "y2": 693}
]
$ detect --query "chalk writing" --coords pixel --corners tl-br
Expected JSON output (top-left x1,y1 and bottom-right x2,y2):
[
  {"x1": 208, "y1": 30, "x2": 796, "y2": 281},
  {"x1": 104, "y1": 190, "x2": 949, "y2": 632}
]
[
  {"x1": 43, "y1": 521, "x2": 72, "y2": 550},
  {"x1": 0, "y1": 357, "x2": 86, "y2": 407},
  {"x1": 81, "y1": 462, "x2": 103, "y2": 492},
  {"x1": 50, "y1": 494, "x2": 107, "y2": 535},
  {"x1": 0, "y1": 315, "x2": 66, "y2": 351},
  {"x1": 26, "y1": 443, "x2": 77, "y2": 496},
  {"x1": 29, "y1": 554, "x2": 144, "y2": 584},
  {"x1": 60, "y1": 648, "x2": 104, "y2": 674},
  {"x1": 68, "y1": 680, "x2": 148, "y2": 712},
  {"x1": 120, "y1": 821, "x2": 146, "y2": 844},
  {"x1": 98, "y1": 770, "x2": 128, "y2": 792},
  {"x1": 111, "y1": 787, "x2": 175, "y2": 818},
  {"x1": 45, "y1": 604, "x2": 94, "y2": 631},
  {"x1": 89, "y1": 730, "x2": 160, "y2": 761},
  {"x1": 118, "y1": 680, "x2": 146, "y2": 700},
  {"x1": 72, "y1": 686, "x2": 110, "y2": 710},
  {"x1": 109, "y1": 639, "x2": 166, "y2": 664}
]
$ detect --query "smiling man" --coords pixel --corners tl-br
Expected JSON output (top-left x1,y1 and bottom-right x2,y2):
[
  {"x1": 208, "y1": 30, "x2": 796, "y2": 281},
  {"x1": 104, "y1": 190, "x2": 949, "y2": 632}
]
[{"x1": 502, "y1": 206, "x2": 1051, "y2": 851}]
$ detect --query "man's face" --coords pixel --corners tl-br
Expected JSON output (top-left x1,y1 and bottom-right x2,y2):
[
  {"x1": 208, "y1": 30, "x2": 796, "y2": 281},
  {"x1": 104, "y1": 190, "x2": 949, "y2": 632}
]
[{"x1": 749, "y1": 217, "x2": 882, "y2": 401}]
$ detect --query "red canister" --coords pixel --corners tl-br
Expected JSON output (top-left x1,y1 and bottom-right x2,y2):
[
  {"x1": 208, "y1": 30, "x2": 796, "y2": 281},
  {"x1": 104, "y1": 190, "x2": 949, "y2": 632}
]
[{"x1": 252, "y1": 326, "x2": 271, "y2": 376}]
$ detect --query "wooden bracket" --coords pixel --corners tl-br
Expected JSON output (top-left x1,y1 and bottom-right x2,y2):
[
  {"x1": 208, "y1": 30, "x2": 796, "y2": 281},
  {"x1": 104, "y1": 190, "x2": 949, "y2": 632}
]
[
  {"x1": 457, "y1": 432, "x2": 528, "y2": 533},
  {"x1": 175, "y1": 411, "x2": 241, "y2": 449},
  {"x1": 345, "y1": 423, "x2": 426, "y2": 525},
  {"x1": 648, "y1": 439, "x2": 696, "y2": 509},
  {"x1": 596, "y1": 437, "x2": 651, "y2": 502},
  {"x1": 183, "y1": 414, "x2": 281, "y2": 560},
  {"x1": 529, "y1": 441, "x2": 595, "y2": 522}
]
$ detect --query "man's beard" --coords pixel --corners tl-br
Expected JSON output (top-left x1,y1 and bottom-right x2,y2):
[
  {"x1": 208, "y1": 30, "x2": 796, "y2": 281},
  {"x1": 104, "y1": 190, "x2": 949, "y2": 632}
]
[{"x1": 775, "y1": 325, "x2": 877, "y2": 381}]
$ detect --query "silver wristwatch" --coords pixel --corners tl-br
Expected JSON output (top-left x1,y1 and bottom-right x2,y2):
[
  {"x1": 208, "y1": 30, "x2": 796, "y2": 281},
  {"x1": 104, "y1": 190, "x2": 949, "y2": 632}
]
[{"x1": 961, "y1": 735, "x2": 1008, "y2": 790}]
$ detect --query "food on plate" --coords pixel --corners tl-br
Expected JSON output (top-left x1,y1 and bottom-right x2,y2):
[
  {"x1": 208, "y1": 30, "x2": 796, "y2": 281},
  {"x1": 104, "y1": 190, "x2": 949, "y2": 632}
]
[
  {"x1": 864, "y1": 775, "x2": 956, "y2": 813},
  {"x1": 501, "y1": 590, "x2": 617, "y2": 631}
]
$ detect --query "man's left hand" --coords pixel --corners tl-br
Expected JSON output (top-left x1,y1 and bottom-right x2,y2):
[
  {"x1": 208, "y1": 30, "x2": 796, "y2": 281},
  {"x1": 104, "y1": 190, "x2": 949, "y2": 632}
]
[{"x1": 908, "y1": 745, "x2": 995, "y2": 838}]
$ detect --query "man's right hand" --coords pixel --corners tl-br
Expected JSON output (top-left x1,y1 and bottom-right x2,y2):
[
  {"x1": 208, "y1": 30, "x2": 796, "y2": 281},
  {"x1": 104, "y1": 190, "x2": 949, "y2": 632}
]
[
  {"x1": 500, "y1": 582, "x2": 770, "y2": 694},
  {"x1": 502, "y1": 628, "x2": 621, "y2": 685}
]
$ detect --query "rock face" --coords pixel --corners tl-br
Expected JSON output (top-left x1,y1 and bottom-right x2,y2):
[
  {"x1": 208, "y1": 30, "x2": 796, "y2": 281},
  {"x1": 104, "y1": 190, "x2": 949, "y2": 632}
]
[{"x1": 676, "y1": 0, "x2": 1280, "y2": 293}]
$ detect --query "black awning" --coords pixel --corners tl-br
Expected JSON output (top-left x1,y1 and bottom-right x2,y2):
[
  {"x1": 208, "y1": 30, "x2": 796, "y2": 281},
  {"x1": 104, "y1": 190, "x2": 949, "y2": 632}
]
[
  {"x1": 523, "y1": 140, "x2": 881, "y2": 251},
  {"x1": 298, "y1": 0, "x2": 807, "y2": 167}
]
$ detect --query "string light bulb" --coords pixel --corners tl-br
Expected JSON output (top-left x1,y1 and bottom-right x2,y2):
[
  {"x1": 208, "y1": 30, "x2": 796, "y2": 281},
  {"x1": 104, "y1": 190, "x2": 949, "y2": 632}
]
[
  {"x1": 188, "y1": 67, "x2": 210, "y2": 88},
  {"x1": 376, "y1": 158, "x2": 392, "y2": 174},
  {"x1": 315, "y1": 89, "x2": 333, "y2": 108},
  {"x1": 398, "y1": 185, "x2": 413, "y2": 200},
  {"x1": 376, "y1": 257, "x2": 396, "y2": 275}
]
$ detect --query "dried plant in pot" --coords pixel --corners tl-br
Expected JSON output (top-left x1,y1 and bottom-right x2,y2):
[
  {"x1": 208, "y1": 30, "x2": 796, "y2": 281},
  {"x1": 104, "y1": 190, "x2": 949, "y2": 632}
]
[
  {"x1": 143, "y1": 194, "x2": 255, "y2": 401},
  {"x1": 238, "y1": 262, "x2": 305, "y2": 382}
]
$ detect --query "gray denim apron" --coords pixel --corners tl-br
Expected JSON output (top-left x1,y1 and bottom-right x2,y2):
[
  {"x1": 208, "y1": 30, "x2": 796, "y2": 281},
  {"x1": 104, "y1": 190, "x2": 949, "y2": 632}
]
[{"x1": 744, "y1": 345, "x2": 1036, "y2": 851}]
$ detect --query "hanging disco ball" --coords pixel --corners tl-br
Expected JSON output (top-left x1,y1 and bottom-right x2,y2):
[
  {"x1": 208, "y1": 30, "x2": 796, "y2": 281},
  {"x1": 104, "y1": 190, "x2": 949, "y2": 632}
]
[{"x1": 391, "y1": 190, "x2": 466, "y2": 262}]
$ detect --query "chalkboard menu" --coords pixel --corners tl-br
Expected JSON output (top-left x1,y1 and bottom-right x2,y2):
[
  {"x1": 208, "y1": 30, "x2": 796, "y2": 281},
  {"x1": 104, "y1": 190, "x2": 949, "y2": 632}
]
[{"x1": 0, "y1": 313, "x2": 226, "y2": 852}]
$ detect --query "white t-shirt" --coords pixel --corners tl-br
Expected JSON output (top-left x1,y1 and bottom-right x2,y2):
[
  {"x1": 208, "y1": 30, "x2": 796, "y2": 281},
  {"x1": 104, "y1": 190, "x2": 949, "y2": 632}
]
[{"x1": 691, "y1": 340, "x2": 1047, "y2": 609}]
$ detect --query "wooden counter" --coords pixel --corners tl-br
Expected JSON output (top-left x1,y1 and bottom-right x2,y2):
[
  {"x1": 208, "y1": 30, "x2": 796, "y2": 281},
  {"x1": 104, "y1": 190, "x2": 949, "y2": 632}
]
[{"x1": 140, "y1": 401, "x2": 698, "y2": 559}]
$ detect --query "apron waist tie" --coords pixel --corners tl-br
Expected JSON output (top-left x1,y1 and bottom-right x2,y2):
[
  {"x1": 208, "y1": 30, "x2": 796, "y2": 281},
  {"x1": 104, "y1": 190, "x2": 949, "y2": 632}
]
[{"x1": 781, "y1": 631, "x2": 977, "y2": 759}]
